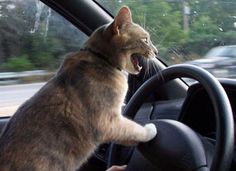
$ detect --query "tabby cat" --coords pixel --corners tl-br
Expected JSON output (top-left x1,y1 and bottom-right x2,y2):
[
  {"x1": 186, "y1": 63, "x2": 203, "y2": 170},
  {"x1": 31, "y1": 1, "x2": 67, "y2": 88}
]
[{"x1": 0, "y1": 6, "x2": 158, "y2": 171}]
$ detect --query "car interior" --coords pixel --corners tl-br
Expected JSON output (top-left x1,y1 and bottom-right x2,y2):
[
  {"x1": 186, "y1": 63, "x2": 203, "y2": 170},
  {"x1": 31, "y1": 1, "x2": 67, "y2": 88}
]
[{"x1": 0, "y1": 0, "x2": 235, "y2": 171}]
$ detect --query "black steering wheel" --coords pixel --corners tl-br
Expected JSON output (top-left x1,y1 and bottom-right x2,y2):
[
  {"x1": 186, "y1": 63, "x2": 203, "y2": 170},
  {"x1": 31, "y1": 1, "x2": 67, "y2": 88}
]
[{"x1": 108, "y1": 64, "x2": 234, "y2": 171}]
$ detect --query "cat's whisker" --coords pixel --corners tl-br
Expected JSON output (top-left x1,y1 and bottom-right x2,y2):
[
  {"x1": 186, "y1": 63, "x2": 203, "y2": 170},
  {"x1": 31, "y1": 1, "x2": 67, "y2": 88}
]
[
  {"x1": 143, "y1": 11, "x2": 146, "y2": 30},
  {"x1": 143, "y1": 56, "x2": 163, "y2": 79},
  {"x1": 148, "y1": 27, "x2": 160, "y2": 42},
  {"x1": 151, "y1": 59, "x2": 164, "y2": 81},
  {"x1": 146, "y1": 59, "x2": 150, "y2": 79},
  {"x1": 143, "y1": 59, "x2": 148, "y2": 79},
  {"x1": 148, "y1": 59, "x2": 152, "y2": 77},
  {"x1": 143, "y1": 59, "x2": 151, "y2": 79}
]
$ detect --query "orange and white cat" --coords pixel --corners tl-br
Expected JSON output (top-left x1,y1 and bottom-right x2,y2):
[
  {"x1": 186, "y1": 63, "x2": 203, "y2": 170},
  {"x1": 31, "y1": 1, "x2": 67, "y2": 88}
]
[{"x1": 0, "y1": 6, "x2": 158, "y2": 171}]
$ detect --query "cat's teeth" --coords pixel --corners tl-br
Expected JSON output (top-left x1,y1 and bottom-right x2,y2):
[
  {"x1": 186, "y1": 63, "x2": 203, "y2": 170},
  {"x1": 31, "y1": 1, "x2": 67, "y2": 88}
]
[{"x1": 138, "y1": 65, "x2": 142, "y2": 71}]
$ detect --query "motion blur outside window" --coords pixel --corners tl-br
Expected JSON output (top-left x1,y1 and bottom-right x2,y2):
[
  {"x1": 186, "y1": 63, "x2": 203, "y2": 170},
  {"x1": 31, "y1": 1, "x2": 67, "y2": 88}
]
[
  {"x1": 97, "y1": 0, "x2": 236, "y2": 80},
  {"x1": 0, "y1": 0, "x2": 87, "y2": 116}
]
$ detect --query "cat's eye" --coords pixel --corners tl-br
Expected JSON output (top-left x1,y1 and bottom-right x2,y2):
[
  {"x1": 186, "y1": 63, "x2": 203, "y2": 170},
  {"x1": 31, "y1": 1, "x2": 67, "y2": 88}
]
[{"x1": 142, "y1": 37, "x2": 148, "y2": 44}]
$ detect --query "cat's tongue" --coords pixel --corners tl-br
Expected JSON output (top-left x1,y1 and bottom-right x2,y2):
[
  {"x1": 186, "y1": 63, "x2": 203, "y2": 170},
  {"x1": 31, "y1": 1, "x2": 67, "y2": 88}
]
[{"x1": 131, "y1": 55, "x2": 142, "y2": 72}]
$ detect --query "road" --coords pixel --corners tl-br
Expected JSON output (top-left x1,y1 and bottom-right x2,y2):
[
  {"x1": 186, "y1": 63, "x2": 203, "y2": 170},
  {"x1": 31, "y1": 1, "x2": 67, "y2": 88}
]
[{"x1": 0, "y1": 83, "x2": 45, "y2": 117}]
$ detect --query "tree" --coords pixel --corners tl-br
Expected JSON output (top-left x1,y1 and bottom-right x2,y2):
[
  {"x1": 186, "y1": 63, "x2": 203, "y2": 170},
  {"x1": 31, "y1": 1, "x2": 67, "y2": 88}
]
[
  {"x1": 94, "y1": 0, "x2": 187, "y2": 63},
  {"x1": 0, "y1": 0, "x2": 88, "y2": 72},
  {"x1": 184, "y1": 0, "x2": 236, "y2": 56},
  {"x1": 2, "y1": 54, "x2": 34, "y2": 72}
]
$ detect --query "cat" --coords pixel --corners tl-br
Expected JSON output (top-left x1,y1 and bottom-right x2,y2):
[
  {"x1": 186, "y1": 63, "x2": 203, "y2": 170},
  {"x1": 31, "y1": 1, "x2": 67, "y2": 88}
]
[{"x1": 0, "y1": 6, "x2": 158, "y2": 171}]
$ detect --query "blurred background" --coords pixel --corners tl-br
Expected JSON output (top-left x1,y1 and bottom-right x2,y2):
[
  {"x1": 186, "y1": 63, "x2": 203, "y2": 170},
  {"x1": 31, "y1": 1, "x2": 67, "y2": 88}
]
[
  {"x1": 0, "y1": 0, "x2": 88, "y2": 116},
  {"x1": 0, "y1": 0, "x2": 236, "y2": 116}
]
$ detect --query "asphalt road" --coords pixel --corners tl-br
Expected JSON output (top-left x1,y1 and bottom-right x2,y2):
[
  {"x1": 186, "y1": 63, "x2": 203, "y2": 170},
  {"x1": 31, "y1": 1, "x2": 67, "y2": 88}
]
[{"x1": 0, "y1": 83, "x2": 45, "y2": 117}]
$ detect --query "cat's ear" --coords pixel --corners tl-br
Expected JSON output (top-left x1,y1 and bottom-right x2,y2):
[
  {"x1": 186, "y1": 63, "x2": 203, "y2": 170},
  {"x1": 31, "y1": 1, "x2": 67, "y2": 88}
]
[{"x1": 109, "y1": 6, "x2": 132, "y2": 35}]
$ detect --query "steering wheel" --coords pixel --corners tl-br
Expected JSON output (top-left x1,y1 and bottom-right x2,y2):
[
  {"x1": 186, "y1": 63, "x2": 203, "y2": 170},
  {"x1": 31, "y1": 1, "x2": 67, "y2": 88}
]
[{"x1": 108, "y1": 64, "x2": 234, "y2": 171}]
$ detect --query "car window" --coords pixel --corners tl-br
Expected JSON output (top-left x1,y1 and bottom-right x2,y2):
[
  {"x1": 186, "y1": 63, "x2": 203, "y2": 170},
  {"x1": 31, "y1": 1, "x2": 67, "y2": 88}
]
[
  {"x1": 96, "y1": 0, "x2": 236, "y2": 79},
  {"x1": 0, "y1": 0, "x2": 88, "y2": 117}
]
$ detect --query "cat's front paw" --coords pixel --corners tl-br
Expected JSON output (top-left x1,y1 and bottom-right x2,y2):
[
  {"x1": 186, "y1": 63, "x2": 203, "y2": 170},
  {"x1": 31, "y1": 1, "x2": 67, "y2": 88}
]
[{"x1": 144, "y1": 123, "x2": 157, "y2": 142}]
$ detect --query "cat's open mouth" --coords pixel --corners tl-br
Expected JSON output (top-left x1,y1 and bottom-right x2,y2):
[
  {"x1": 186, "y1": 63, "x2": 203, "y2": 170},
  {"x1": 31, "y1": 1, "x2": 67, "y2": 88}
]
[{"x1": 131, "y1": 54, "x2": 143, "y2": 72}]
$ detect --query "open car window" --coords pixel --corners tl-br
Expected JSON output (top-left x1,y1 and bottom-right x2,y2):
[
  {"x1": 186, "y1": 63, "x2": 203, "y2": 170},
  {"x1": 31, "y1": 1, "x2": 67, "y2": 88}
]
[{"x1": 0, "y1": 0, "x2": 88, "y2": 117}]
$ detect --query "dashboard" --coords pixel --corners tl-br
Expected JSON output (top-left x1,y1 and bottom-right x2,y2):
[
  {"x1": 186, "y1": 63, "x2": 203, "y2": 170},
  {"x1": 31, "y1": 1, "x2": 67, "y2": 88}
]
[{"x1": 131, "y1": 79, "x2": 236, "y2": 170}]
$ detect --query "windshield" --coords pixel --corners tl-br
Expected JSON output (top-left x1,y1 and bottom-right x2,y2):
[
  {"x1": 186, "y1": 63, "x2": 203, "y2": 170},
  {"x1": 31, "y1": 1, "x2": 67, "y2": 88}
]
[{"x1": 96, "y1": 0, "x2": 236, "y2": 78}]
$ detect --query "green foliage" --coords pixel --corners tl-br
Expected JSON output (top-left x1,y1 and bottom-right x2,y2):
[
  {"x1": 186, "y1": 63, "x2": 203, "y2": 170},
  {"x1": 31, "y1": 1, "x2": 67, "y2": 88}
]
[
  {"x1": 219, "y1": 31, "x2": 236, "y2": 45},
  {"x1": 183, "y1": 0, "x2": 236, "y2": 57},
  {"x1": 25, "y1": 34, "x2": 65, "y2": 69},
  {"x1": 3, "y1": 55, "x2": 34, "y2": 72},
  {"x1": 45, "y1": 0, "x2": 236, "y2": 65},
  {"x1": 98, "y1": 0, "x2": 187, "y2": 62},
  {"x1": 0, "y1": 0, "x2": 236, "y2": 70},
  {"x1": 185, "y1": 16, "x2": 220, "y2": 55},
  {"x1": 0, "y1": 0, "x2": 87, "y2": 72}
]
